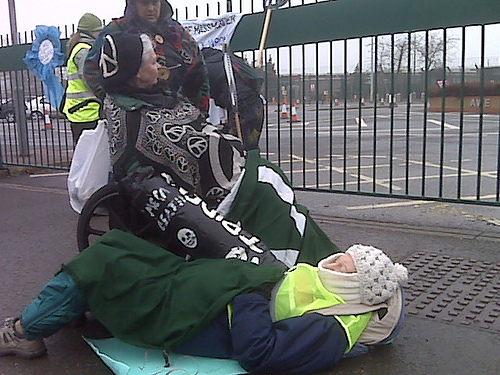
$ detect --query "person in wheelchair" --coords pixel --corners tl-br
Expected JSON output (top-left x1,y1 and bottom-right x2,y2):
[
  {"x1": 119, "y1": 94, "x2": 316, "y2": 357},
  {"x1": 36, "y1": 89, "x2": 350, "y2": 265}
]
[
  {"x1": 98, "y1": 31, "x2": 244, "y2": 208},
  {"x1": 84, "y1": 0, "x2": 210, "y2": 116}
]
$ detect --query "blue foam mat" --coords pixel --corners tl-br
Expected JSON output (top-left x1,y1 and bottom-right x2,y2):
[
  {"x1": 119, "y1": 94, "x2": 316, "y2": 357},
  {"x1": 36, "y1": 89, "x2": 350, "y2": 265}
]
[{"x1": 84, "y1": 337, "x2": 247, "y2": 375}]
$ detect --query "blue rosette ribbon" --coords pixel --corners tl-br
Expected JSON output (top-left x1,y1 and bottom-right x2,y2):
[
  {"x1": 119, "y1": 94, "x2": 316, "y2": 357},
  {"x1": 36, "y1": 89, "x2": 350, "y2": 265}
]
[{"x1": 24, "y1": 25, "x2": 66, "y2": 109}]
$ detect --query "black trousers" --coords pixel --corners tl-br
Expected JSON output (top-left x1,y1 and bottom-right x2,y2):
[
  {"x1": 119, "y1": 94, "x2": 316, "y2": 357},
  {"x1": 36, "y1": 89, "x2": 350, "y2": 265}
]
[{"x1": 70, "y1": 120, "x2": 99, "y2": 145}]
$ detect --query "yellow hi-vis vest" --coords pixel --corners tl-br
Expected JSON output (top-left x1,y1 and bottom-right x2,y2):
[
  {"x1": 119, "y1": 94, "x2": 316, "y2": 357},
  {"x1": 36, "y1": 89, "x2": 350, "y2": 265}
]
[
  {"x1": 272, "y1": 264, "x2": 373, "y2": 352},
  {"x1": 63, "y1": 42, "x2": 100, "y2": 123}
]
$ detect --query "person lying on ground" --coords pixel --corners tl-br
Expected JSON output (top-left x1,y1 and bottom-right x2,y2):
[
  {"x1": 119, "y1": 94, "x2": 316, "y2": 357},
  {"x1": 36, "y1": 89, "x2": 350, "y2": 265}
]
[{"x1": 0, "y1": 229, "x2": 407, "y2": 374}]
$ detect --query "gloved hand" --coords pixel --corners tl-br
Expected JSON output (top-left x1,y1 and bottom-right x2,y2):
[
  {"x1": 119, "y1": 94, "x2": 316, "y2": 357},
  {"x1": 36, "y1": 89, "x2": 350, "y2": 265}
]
[
  {"x1": 119, "y1": 166, "x2": 155, "y2": 205},
  {"x1": 119, "y1": 166, "x2": 179, "y2": 227}
]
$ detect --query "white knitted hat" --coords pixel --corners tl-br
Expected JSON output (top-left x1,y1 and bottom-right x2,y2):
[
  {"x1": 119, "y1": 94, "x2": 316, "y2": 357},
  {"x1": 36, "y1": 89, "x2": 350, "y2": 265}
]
[{"x1": 346, "y1": 244, "x2": 408, "y2": 305}]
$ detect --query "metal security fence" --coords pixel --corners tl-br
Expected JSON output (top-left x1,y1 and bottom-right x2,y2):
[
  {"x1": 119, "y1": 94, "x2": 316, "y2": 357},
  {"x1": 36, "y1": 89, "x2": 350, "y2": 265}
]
[
  {"x1": 1, "y1": 0, "x2": 499, "y2": 206},
  {"x1": 234, "y1": 0, "x2": 500, "y2": 206},
  {"x1": 0, "y1": 67, "x2": 73, "y2": 169},
  {"x1": 256, "y1": 28, "x2": 500, "y2": 206},
  {"x1": 0, "y1": 22, "x2": 81, "y2": 170}
]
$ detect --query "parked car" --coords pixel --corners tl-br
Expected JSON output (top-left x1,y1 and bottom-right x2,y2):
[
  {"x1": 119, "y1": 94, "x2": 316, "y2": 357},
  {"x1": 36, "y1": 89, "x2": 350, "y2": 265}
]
[
  {"x1": 26, "y1": 96, "x2": 59, "y2": 120},
  {"x1": 0, "y1": 99, "x2": 28, "y2": 122}
]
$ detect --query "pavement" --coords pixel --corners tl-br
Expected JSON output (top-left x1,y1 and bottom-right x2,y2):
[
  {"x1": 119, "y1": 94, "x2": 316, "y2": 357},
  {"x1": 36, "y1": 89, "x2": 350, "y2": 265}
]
[{"x1": 0, "y1": 168, "x2": 499, "y2": 375}]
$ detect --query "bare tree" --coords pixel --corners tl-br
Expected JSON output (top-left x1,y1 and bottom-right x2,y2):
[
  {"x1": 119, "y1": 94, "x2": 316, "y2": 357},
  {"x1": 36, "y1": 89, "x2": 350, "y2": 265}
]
[
  {"x1": 412, "y1": 31, "x2": 458, "y2": 70},
  {"x1": 374, "y1": 31, "x2": 458, "y2": 73}
]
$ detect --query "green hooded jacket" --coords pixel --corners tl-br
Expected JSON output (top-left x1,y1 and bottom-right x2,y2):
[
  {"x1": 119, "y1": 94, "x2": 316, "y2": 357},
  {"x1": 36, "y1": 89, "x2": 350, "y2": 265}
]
[{"x1": 63, "y1": 229, "x2": 284, "y2": 349}]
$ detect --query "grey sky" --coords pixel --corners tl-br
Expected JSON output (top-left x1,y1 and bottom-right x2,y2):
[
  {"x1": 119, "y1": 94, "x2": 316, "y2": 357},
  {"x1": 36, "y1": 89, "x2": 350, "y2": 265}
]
[
  {"x1": 1, "y1": 1, "x2": 498, "y2": 73},
  {"x1": 0, "y1": 0, "x2": 218, "y2": 38}
]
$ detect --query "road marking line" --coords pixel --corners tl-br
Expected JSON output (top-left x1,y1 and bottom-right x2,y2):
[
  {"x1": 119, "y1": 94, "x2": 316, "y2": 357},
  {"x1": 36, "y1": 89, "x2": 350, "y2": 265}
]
[
  {"x1": 0, "y1": 182, "x2": 67, "y2": 195},
  {"x1": 484, "y1": 218, "x2": 500, "y2": 226},
  {"x1": 355, "y1": 118, "x2": 368, "y2": 127},
  {"x1": 290, "y1": 154, "x2": 400, "y2": 191},
  {"x1": 428, "y1": 119, "x2": 459, "y2": 129},
  {"x1": 266, "y1": 122, "x2": 311, "y2": 127},
  {"x1": 346, "y1": 194, "x2": 499, "y2": 210},
  {"x1": 270, "y1": 156, "x2": 498, "y2": 182},
  {"x1": 347, "y1": 200, "x2": 431, "y2": 210},
  {"x1": 315, "y1": 128, "x2": 446, "y2": 136},
  {"x1": 30, "y1": 172, "x2": 69, "y2": 178},
  {"x1": 404, "y1": 158, "x2": 499, "y2": 180}
]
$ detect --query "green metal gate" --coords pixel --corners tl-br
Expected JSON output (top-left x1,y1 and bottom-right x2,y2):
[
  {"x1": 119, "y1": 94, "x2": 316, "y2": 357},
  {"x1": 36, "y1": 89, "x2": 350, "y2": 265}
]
[{"x1": 0, "y1": 0, "x2": 499, "y2": 205}]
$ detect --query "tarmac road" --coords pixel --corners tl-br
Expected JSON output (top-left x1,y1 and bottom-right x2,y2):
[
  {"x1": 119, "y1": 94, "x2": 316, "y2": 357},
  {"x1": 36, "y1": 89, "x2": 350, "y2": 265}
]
[{"x1": 0, "y1": 170, "x2": 499, "y2": 375}]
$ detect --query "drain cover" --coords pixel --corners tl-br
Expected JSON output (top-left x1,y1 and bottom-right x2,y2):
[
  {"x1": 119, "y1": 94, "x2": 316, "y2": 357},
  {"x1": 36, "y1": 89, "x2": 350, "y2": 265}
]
[{"x1": 402, "y1": 252, "x2": 500, "y2": 333}]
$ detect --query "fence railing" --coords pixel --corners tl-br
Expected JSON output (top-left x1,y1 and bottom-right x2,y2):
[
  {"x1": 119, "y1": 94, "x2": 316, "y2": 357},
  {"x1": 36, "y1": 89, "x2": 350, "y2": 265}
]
[
  {"x1": 255, "y1": 25, "x2": 500, "y2": 206},
  {"x1": 0, "y1": 0, "x2": 499, "y2": 206}
]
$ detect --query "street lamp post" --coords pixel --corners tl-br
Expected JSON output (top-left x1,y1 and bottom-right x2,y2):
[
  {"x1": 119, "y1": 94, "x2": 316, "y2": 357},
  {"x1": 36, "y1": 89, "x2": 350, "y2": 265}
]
[{"x1": 8, "y1": 0, "x2": 29, "y2": 157}]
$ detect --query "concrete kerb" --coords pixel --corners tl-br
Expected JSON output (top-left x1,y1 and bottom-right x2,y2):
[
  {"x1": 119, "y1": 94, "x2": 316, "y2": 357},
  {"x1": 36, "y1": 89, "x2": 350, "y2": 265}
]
[{"x1": 0, "y1": 165, "x2": 49, "y2": 178}]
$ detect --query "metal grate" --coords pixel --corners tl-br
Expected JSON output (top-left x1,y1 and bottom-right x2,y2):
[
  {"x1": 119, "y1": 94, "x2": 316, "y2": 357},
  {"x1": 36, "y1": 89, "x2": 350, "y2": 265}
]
[{"x1": 403, "y1": 252, "x2": 500, "y2": 333}]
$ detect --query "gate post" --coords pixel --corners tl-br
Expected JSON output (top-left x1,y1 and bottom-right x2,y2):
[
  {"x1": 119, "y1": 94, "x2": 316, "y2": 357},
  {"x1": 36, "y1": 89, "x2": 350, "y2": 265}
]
[
  {"x1": 14, "y1": 71, "x2": 29, "y2": 156},
  {"x1": 8, "y1": 0, "x2": 29, "y2": 157},
  {"x1": 0, "y1": 134, "x2": 7, "y2": 175}
]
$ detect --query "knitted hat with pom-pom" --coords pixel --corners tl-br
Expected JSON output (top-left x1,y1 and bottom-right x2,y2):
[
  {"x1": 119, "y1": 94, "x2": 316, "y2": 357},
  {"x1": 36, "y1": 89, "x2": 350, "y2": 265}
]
[{"x1": 346, "y1": 244, "x2": 408, "y2": 305}]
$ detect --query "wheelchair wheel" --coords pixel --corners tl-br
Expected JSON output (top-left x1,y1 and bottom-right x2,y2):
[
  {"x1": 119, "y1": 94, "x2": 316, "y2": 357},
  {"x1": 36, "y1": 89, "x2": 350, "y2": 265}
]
[
  {"x1": 77, "y1": 183, "x2": 162, "y2": 252},
  {"x1": 76, "y1": 184, "x2": 131, "y2": 251},
  {"x1": 76, "y1": 184, "x2": 120, "y2": 251}
]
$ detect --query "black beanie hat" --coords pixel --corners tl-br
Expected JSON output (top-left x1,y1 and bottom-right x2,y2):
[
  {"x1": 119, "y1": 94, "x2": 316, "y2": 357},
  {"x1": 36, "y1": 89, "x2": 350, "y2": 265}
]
[{"x1": 99, "y1": 32, "x2": 143, "y2": 92}]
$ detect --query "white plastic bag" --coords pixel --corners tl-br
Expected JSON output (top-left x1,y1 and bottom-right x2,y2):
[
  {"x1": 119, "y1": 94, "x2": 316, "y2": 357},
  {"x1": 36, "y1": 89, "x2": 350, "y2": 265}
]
[{"x1": 67, "y1": 120, "x2": 111, "y2": 214}]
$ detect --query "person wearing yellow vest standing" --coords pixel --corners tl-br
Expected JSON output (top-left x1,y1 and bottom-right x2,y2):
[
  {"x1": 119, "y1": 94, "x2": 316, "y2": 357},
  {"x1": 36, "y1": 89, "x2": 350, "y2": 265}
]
[{"x1": 63, "y1": 13, "x2": 103, "y2": 144}]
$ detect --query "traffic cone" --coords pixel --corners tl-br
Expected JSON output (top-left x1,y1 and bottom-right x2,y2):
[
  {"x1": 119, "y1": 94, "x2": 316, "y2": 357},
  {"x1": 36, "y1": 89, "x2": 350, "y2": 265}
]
[
  {"x1": 291, "y1": 102, "x2": 299, "y2": 122},
  {"x1": 280, "y1": 102, "x2": 289, "y2": 119},
  {"x1": 44, "y1": 110, "x2": 52, "y2": 129}
]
